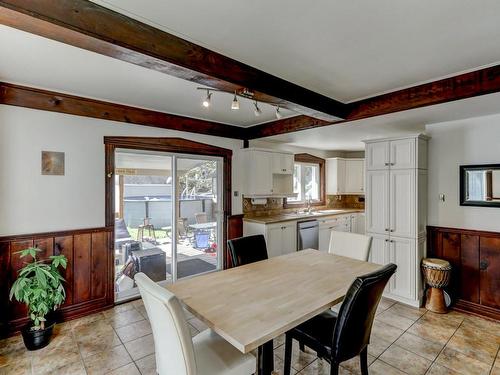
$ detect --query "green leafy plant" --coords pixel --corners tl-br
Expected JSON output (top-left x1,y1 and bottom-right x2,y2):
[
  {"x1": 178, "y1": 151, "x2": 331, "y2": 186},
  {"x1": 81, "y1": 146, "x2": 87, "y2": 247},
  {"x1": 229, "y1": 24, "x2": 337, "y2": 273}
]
[{"x1": 9, "y1": 247, "x2": 67, "y2": 330}]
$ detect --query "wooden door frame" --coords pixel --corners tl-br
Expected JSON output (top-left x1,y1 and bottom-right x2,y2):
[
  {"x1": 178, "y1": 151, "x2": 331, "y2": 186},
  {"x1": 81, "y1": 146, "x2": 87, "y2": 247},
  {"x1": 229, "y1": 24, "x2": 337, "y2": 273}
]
[{"x1": 104, "y1": 136, "x2": 233, "y2": 276}]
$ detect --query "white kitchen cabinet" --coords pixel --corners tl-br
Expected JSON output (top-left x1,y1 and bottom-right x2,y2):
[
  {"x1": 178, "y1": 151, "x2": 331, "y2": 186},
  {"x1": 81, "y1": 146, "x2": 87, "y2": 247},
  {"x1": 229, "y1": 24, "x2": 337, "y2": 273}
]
[
  {"x1": 350, "y1": 213, "x2": 365, "y2": 234},
  {"x1": 326, "y1": 158, "x2": 345, "y2": 194},
  {"x1": 272, "y1": 153, "x2": 294, "y2": 174},
  {"x1": 240, "y1": 148, "x2": 294, "y2": 197},
  {"x1": 243, "y1": 220, "x2": 297, "y2": 257},
  {"x1": 388, "y1": 236, "x2": 415, "y2": 300},
  {"x1": 345, "y1": 159, "x2": 364, "y2": 194},
  {"x1": 318, "y1": 214, "x2": 353, "y2": 252},
  {"x1": 365, "y1": 142, "x2": 390, "y2": 170},
  {"x1": 364, "y1": 134, "x2": 428, "y2": 307},
  {"x1": 326, "y1": 158, "x2": 364, "y2": 194},
  {"x1": 365, "y1": 170, "x2": 390, "y2": 235}
]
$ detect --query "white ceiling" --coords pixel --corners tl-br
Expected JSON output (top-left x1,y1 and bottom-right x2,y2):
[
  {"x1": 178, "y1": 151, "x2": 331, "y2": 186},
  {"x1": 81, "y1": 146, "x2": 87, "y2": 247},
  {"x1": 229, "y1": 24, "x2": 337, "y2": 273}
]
[
  {"x1": 263, "y1": 92, "x2": 500, "y2": 150},
  {"x1": 92, "y1": 0, "x2": 500, "y2": 102},
  {"x1": 0, "y1": 25, "x2": 295, "y2": 127}
]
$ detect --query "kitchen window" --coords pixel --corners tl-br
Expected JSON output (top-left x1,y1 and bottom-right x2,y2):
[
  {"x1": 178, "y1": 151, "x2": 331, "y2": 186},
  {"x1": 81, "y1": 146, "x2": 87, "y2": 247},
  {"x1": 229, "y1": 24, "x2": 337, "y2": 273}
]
[{"x1": 286, "y1": 153, "x2": 325, "y2": 206}]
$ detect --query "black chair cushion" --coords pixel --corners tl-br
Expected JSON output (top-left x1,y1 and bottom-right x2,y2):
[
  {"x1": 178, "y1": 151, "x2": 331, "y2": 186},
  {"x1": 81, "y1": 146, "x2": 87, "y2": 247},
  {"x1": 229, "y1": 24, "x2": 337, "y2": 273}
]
[
  {"x1": 290, "y1": 309, "x2": 338, "y2": 358},
  {"x1": 227, "y1": 234, "x2": 268, "y2": 267}
]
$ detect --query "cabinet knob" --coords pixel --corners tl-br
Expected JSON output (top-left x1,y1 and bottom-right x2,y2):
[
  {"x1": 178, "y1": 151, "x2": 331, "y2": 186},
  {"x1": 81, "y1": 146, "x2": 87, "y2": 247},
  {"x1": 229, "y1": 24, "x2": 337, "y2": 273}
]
[
  {"x1": 390, "y1": 229, "x2": 395, "y2": 232},
  {"x1": 385, "y1": 228, "x2": 389, "y2": 232},
  {"x1": 384, "y1": 162, "x2": 390, "y2": 166},
  {"x1": 390, "y1": 240, "x2": 395, "y2": 243},
  {"x1": 385, "y1": 239, "x2": 389, "y2": 242},
  {"x1": 480, "y1": 259, "x2": 489, "y2": 271}
]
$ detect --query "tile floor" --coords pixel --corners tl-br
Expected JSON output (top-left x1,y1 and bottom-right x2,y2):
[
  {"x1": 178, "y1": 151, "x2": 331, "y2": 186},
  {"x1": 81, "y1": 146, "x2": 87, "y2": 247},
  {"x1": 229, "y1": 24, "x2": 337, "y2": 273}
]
[{"x1": 0, "y1": 298, "x2": 499, "y2": 375}]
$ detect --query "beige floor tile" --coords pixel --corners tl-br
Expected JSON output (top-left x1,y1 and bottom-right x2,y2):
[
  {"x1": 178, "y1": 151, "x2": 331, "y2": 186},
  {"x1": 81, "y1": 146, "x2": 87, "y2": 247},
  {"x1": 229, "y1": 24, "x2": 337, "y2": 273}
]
[
  {"x1": 386, "y1": 303, "x2": 426, "y2": 321},
  {"x1": 446, "y1": 329, "x2": 498, "y2": 365},
  {"x1": 124, "y1": 334, "x2": 155, "y2": 361},
  {"x1": 462, "y1": 315, "x2": 500, "y2": 338},
  {"x1": 103, "y1": 303, "x2": 136, "y2": 318},
  {"x1": 132, "y1": 299, "x2": 144, "y2": 308},
  {"x1": 298, "y1": 358, "x2": 353, "y2": 375},
  {"x1": 274, "y1": 334, "x2": 285, "y2": 349},
  {"x1": 394, "y1": 332, "x2": 443, "y2": 361},
  {"x1": 406, "y1": 320, "x2": 456, "y2": 345},
  {"x1": 273, "y1": 354, "x2": 297, "y2": 375},
  {"x1": 70, "y1": 312, "x2": 106, "y2": 329},
  {"x1": 0, "y1": 358, "x2": 31, "y2": 375},
  {"x1": 379, "y1": 344, "x2": 432, "y2": 375},
  {"x1": 420, "y1": 311, "x2": 465, "y2": 329},
  {"x1": 32, "y1": 332, "x2": 81, "y2": 375},
  {"x1": 107, "y1": 309, "x2": 145, "y2": 329},
  {"x1": 0, "y1": 346, "x2": 30, "y2": 367},
  {"x1": 435, "y1": 347, "x2": 491, "y2": 375},
  {"x1": 76, "y1": 322, "x2": 122, "y2": 358},
  {"x1": 370, "y1": 320, "x2": 404, "y2": 343},
  {"x1": 84, "y1": 344, "x2": 132, "y2": 375},
  {"x1": 107, "y1": 362, "x2": 141, "y2": 375},
  {"x1": 134, "y1": 353, "x2": 156, "y2": 375},
  {"x1": 375, "y1": 310, "x2": 416, "y2": 331},
  {"x1": 45, "y1": 360, "x2": 87, "y2": 375},
  {"x1": 135, "y1": 305, "x2": 149, "y2": 320},
  {"x1": 340, "y1": 353, "x2": 376, "y2": 374},
  {"x1": 275, "y1": 340, "x2": 317, "y2": 372},
  {"x1": 490, "y1": 366, "x2": 500, "y2": 375},
  {"x1": 115, "y1": 320, "x2": 152, "y2": 343},
  {"x1": 368, "y1": 359, "x2": 406, "y2": 375},
  {"x1": 0, "y1": 335, "x2": 27, "y2": 356},
  {"x1": 367, "y1": 335, "x2": 393, "y2": 357},
  {"x1": 426, "y1": 363, "x2": 462, "y2": 375}
]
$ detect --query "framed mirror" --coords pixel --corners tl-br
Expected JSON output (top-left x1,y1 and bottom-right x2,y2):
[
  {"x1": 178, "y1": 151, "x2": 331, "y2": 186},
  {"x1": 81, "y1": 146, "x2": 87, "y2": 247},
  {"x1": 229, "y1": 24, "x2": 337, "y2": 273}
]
[{"x1": 460, "y1": 164, "x2": 500, "y2": 207}]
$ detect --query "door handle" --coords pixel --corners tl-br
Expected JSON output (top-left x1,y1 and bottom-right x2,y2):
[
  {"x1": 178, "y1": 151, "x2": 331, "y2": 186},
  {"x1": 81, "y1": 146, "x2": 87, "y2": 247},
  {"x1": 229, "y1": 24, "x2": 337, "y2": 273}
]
[{"x1": 480, "y1": 259, "x2": 489, "y2": 271}]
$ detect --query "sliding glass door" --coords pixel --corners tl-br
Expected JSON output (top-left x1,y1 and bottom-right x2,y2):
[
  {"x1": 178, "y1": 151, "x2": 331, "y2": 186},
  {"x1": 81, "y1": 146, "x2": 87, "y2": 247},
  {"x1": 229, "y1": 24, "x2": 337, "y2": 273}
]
[{"x1": 113, "y1": 149, "x2": 223, "y2": 302}]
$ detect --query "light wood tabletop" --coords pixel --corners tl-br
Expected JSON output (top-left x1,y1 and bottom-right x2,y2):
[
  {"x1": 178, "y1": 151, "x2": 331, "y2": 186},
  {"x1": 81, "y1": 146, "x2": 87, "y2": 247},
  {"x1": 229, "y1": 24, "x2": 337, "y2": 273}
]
[{"x1": 167, "y1": 249, "x2": 382, "y2": 353}]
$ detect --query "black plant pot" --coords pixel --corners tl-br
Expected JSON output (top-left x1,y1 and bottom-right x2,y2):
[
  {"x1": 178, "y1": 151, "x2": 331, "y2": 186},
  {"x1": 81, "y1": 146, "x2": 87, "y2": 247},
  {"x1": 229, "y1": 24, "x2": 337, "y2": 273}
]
[{"x1": 21, "y1": 322, "x2": 55, "y2": 351}]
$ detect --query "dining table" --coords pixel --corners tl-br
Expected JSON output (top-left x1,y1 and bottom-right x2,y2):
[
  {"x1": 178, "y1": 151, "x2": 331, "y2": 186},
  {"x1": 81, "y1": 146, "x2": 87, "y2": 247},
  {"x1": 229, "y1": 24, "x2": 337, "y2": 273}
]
[{"x1": 167, "y1": 248, "x2": 382, "y2": 375}]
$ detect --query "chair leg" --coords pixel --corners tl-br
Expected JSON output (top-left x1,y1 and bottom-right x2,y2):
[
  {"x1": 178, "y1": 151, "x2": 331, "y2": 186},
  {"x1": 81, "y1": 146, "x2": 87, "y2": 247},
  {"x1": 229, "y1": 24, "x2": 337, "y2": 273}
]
[
  {"x1": 360, "y1": 347, "x2": 368, "y2": 375},
  {"x1": 330, "y1": 362, "x2": 339, "y2": 375},
  {"x1": 299, "y1": 342, "x2": 305, "y2": 352},
  {"x1": 284, "y1": 334, "x2": 293, "y2": 375}
]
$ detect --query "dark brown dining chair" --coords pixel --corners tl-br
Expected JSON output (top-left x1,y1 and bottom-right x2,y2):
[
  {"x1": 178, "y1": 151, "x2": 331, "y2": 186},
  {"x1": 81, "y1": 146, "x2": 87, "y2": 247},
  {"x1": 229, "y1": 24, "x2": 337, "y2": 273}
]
[
  {"x1": 284, "y1": 263, "x2": 397, "y2": 375},
  {"x1": 227, "y1": 234, "x2": 268, "y2": 267}
]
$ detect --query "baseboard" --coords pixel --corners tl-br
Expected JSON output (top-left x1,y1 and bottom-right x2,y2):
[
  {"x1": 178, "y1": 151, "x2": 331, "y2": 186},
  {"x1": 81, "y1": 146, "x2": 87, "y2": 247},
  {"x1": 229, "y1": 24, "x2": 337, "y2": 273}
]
[
  {"x1": 383, "y1": 292, "x2": 421, "y2": 308},
  {"x1": 453, "y1": 300, "x2": 500, "y2": 321}
]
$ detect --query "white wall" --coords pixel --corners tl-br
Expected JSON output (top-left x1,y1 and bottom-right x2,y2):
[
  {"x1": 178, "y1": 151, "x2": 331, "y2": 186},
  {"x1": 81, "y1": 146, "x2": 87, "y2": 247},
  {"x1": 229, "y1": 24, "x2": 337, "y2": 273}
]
[
  {"x1": 0, "y1": 105, "x2": 243, "y2": 236},
  {"x1": 426, "y1": 113, "x2": 500, "y2": 232}
]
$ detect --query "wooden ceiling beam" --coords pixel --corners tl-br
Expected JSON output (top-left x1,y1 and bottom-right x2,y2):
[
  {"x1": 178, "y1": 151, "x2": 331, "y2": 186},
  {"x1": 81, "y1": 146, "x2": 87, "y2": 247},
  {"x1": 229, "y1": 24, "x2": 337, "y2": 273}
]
[
  {"x1": 0, "y1": 82, "x2": 247, "y2": 139},
  {"x1": 0, "y1": 0, "x2": 345, "y2": 121},
  {"x1": 248, "y1": 64, "x2": 500, "y2": 139}
]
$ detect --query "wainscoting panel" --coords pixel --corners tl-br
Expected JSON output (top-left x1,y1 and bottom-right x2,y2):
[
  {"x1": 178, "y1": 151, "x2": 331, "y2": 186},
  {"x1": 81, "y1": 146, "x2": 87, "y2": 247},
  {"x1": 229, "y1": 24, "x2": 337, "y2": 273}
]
[
  {"x1": 427, "y1": 226, "x2": 500, "y2": 321},
  {"x1": 0, "y1": 227, "x2": 113, "y2": 337}
]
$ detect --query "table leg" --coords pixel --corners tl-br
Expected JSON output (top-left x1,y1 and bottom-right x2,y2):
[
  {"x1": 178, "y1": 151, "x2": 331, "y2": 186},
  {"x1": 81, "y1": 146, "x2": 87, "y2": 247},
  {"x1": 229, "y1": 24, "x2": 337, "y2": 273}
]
[{"x1": 257, "y1": 340, "x2": 274, "y2": 375}]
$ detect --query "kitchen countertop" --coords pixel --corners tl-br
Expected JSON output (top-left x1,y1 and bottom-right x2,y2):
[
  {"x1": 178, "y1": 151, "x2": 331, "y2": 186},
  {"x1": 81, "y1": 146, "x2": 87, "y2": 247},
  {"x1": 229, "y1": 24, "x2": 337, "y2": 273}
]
[{"x1": 243, "y1": 209, "x2": 364, "y2": 224}]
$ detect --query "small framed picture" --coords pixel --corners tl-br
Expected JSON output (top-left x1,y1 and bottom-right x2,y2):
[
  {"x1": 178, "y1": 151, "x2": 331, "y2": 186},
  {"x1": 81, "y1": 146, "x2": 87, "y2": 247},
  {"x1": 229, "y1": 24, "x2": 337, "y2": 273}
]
[{"x1": 41, "y1": 151, "x2": 65, "y2": 176}]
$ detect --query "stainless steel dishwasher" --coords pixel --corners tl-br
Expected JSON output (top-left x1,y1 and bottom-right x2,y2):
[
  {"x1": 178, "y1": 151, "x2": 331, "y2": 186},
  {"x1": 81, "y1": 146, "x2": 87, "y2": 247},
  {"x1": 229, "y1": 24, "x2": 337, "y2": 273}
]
[{"x1": 297, "y1": 220, "x2": 319, "y2": 250}]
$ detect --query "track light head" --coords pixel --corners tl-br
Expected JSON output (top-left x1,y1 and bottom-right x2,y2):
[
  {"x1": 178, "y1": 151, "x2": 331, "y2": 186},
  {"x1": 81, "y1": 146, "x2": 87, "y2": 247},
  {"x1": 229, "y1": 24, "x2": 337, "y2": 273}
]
[
  {"x1": 202, "y1": 90, "x2": 212, "y2": 108},
  {"x1": 253, "y1": 101, "x2": 262, "y2": 116},
  {"x1": 275, "y1": 106, "x2": 283, "y2": 119},
  {"x1": 231, "y1": 91, "x2": 240, "y2": 110}
]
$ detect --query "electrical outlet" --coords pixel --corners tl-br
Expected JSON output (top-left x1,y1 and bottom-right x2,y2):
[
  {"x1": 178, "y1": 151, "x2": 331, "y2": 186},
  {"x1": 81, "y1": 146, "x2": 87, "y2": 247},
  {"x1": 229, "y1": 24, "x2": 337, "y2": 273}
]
[{"x1": 234, "y1": 191, "x2": 239, "y2": 197}]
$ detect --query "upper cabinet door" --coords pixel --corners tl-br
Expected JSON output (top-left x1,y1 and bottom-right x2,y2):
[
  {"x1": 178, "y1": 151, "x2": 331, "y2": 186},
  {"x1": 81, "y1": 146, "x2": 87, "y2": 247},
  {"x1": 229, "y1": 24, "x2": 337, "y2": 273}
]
[
  {"x1": 365, "y1": 170, "x2": 390, "y2": 235},
  {"x1": 345, "y1": 159, "x2": 364, "y2": 194},
  {"x1": 390, "y1": 169, "x2": 415, "y2": 238},
  {"x1": 390, "y1": 138, "x2": 415, "y2": 169},
  {"x1": 366, "y1": 142, "x2": 390, "y2": 170},
  {"x1": 272, "y1": 153, "x2": 294, "y2": 174},
  {"x1": 245, "y1": 151, "x2": 273, "y2": 195},
  {"x1": 326, "y1": 158, "x2": 346, "y2": 194}
]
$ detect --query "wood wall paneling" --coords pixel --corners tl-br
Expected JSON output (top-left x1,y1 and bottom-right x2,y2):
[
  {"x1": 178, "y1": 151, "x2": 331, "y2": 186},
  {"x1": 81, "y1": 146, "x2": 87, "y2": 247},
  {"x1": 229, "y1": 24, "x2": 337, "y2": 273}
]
[
  {"x1": 460, "y1": 234, "x2": 480, "y2": 304},
  {"x1": 91, "y1": 231, "x2": 107, "y2": 300},
  {"x1": 55, "y1": 236, "x2": 74, "y2": 306},
  {"x1": 479, "y1": 237, "x2": 500, "y2": 309},
  {"x1": 73, "y1": 234, "x2": 91, "y2": 305},
  {"x1": 0, "y1": 242, "x2": 10, "y2": 336},
  {"x1": 427, "y1": 226, "x2": 500, "y2": 321}
]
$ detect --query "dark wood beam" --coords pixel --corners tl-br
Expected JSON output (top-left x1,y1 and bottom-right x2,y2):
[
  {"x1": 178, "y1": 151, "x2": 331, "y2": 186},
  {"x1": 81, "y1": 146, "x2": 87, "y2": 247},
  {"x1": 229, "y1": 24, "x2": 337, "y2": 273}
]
[
  {"x1": 248, "y1": 65, "x2": 500, "y2": 139},
  {"x1": 0, "y1": 0, "x2": 345, "y2": 121},
  {"x1": 0, "y1": 82, "x2": 246, "y2": 139}
]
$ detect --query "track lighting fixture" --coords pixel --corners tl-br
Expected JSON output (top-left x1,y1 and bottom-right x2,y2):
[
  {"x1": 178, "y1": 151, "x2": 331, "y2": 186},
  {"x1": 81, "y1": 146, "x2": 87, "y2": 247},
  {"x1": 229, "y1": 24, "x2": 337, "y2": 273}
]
[
  {"x1": 202, "y1": 89, "x2": 212, "y2": 108},
  {"x1": 231, "y1": 91, "x2": 240, "y2": 110},
  {"x1": 275, "y1": 106, "x2": 283, "y2": 119},
  {"x1": 253, "y1": 101, "x2": 262, "y2": 116}
]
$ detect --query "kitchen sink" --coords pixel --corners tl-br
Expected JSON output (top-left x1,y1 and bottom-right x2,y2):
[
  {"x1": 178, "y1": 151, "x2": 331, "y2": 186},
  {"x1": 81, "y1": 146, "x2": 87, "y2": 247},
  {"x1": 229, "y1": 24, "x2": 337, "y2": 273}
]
[{"x1": 315, "y1": 209, "x2": 346, "y2": 214}]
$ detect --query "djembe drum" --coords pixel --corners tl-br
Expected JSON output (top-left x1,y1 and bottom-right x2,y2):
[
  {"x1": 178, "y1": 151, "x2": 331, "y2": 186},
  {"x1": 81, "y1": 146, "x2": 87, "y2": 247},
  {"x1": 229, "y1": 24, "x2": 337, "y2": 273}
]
[{"x1": 421, "y1": 258, "x2": 452, "y2": 314}]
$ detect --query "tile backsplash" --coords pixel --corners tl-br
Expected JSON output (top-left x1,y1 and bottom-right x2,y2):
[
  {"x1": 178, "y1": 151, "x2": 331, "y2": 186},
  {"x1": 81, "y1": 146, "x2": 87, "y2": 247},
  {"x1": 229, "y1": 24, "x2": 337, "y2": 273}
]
[{"x1": 242, "y1": 195, "x2": 364, "y2": 215}]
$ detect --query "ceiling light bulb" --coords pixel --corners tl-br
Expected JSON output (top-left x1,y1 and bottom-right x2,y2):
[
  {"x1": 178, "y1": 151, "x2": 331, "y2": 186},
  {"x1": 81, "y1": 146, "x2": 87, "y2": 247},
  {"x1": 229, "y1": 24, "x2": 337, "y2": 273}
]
[
  {"x1": 275, "y1": 106, "x2": 283, "y2": 119},
  {"x1": 231, "y1": 92, "x2": 240, "y2": 110},
  {"x1": 202, "y1": 90, "x2": 211, "y2": 108},
  {"x1": 253, "y1": 101, "x2": 262, "y2": 116}
]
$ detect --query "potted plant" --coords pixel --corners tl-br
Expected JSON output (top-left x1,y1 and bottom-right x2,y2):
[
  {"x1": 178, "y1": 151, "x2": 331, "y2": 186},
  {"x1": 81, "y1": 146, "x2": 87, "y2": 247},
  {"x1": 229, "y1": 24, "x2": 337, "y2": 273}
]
[{"x1": 9, "y1": 247, "x2": 67, "y2": 350}]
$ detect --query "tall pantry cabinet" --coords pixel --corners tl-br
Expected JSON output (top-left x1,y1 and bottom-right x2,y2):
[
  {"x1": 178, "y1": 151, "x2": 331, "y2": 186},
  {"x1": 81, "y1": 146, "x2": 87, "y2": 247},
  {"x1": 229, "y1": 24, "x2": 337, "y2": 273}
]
[{"x1": 364, "y1": 134, "x2": 429, "y2": 307}]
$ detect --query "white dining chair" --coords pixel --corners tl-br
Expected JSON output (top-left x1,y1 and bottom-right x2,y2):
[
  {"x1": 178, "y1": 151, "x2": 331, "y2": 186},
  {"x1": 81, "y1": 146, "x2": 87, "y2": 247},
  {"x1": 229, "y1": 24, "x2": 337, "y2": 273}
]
[
  {"x1": 328, "y1": 231, "x2": 372, "y2": 261},
  {"x1": 134, "y1": 273, "x2": 256, "y2": 375}
]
